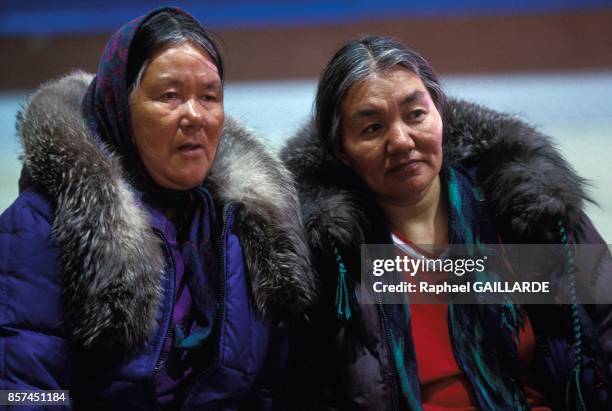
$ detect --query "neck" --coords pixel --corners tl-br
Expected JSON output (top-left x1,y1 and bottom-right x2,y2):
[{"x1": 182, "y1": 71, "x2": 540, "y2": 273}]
[{"x1": 378, "y1": 176, "x2": 448, "y2": 246}]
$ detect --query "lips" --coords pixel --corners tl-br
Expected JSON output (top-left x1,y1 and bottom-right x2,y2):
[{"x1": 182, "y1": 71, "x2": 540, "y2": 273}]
[
  {"x1": 177, "y1": 142, "x2": 205, "y2": 156},
  {"x1": 387, "y1": 159, "x2": 422, "y2": 175}
]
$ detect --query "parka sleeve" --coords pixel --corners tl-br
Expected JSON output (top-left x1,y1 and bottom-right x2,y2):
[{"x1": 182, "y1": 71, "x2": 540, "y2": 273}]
[
  {"x1": 0, "y1": 194, "x2": 74, "y2": 410},
  {"x1": 574, "y1": 214, "x2": 612, "y2": 374}
]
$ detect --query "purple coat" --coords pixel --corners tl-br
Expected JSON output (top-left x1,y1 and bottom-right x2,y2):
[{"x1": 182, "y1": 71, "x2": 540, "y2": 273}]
[{"x1": 0, "y1": 73, "x2": 316, "y2": 410}]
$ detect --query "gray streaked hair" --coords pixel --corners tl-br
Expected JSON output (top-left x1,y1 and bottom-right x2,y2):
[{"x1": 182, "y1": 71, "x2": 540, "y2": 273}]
[{"x1": 315, "y1": 36, "x2": 447, "y2": 157}]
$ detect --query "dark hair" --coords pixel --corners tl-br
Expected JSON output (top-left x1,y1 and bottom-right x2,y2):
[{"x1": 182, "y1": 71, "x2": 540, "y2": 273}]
[
  {"x1": 315, "y1": 36, "x2": 446, "y2": 156},
  {"x1": 127, "y1": 10, "x2": 224, "y2": 93}
]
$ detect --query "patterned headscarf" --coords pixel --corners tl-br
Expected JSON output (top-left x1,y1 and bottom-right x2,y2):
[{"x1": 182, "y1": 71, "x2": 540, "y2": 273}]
[{"x1": 81, "y1": 7, "x2": 206, "y2": 159}]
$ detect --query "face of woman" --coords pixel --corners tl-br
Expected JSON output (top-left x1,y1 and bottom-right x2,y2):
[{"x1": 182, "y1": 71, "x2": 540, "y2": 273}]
[
  {"x1": 339, "y1": 66, "x2": 443, "y2": 205},
  {"x1": 130, "y1": 42, "x2": 224, "y2": 190}
]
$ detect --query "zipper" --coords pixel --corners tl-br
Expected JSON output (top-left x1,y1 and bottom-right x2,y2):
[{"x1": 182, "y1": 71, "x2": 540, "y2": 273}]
[
  {"x1": 153, "y1": 327, "x2": 175, "y2": 375},
  {"x1": 180, "y1": 203, "x2": 237, "y2": 408},
  {"x1": 367, "y1": 251, "x2": 401, "y2": 411},
  {"x1": 151, "y1": 227, "x2": 177, "y2": 376},
  {"x1": 377, "y1": 301, "x2": 402, "y2": 411}
]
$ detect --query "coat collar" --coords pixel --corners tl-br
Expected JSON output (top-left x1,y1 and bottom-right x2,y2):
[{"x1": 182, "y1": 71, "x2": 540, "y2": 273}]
[
  {"x1": 280, "y1": 98, "x2": 590, "y2": 257},
  {"x1": 17, "y1": 71, "x2": 316, "y2": 354}
]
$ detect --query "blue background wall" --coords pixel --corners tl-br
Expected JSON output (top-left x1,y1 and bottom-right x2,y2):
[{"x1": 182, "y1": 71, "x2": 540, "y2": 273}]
[{"x1": 2, "y1": 0, "x2": 611, "y2": 35}]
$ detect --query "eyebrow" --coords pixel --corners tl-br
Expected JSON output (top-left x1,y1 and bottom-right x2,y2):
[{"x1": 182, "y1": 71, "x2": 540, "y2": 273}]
[
  {"x1": 156, "y1": 75, "x2": 221, "y2": 90},
  {"x1": 401, "y1": 90, "x2": 426, "y2": 106},
  {"x1": 350, "y1": 90, "x2": 427, "y2": 120},
  {"x1": 156, "y1": 75, "x2": 184, "y2": 87}
]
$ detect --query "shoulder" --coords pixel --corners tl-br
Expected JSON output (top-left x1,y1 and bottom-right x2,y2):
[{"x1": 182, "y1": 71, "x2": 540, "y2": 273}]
[
  {"x1": 0, "y1": 187, "x2": 58, "y2": 280},
  {"x1": 0, "y1": 188, "x2": 62, "y2": 317},
  {"x1": 0, "y1": 187, "x2": 55, "y2": 237},
  {"x1": 204, "y1": 120, "x2": 317, "y2": 318},
  {"x1": 573, "y1": 214, "x2": 612, "y2": 293}
]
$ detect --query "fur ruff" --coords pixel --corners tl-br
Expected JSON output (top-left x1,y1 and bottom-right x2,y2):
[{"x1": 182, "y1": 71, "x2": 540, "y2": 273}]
[
  {"x1": 280, "y1": 98, "x2": 591, "y2": 257},
  {"x1": 17, "y1": 71, "x2": 316, "y2": 353}
]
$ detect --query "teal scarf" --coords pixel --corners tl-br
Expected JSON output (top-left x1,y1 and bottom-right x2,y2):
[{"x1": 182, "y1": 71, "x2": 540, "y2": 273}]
[{"x1": 391, "y1": 166, "x2": 528, "y2": 411}]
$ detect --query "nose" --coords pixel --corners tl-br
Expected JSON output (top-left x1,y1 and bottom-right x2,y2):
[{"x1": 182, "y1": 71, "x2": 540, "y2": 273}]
[
  {"x1": 386, "y1": 121, "x2": 415, "y2": 155},
  {"x1": 179, "y1": 98, "x2": 204, "y2": 130}
]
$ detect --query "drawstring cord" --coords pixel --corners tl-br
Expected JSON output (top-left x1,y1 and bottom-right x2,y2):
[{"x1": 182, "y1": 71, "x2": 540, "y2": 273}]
[
  {"x1": 558, "y1": 220, "x2": 586, "y2": 411},
  {"x1": 332, "y1": 240, "x2": 352, "y2": 321}
]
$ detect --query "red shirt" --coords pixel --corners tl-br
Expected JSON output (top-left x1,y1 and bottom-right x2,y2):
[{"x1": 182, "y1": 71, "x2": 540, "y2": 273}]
[
  {"x1": 392, "y1": 230, "x2": 550, "y2": 409},
  {"x1": 410, "y1": 303, "x2": 550, "y2": 410}
]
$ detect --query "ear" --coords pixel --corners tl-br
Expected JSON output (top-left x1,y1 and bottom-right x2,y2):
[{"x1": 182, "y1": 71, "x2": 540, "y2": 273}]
[
  {"x1": 335, "y1": 131, "x2": 352, "y2": 167},
  {"x1": 337, "y1": 149, "x2": 351, "y2": 167}
]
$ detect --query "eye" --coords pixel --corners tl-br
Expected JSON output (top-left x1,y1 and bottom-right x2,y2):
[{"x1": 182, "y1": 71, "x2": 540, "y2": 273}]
[
  {"x1": 200, "y1": 94, "x2": 219, "y2": 102},
  {"x1": 160, "y1": 91, "x2": 179, "y2": 101},
  {"x1": 409, "y1": 109, "x2": 426, "y2": 120},
  {"x1": 363, "y1": 123, "x2": 382, "y2": 134}
]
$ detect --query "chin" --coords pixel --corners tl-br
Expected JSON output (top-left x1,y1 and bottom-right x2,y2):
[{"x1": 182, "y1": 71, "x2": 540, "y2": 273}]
[
  {"x1": 392, "y1": 177, "x2": 436, "y2": 198},
  {"x1": 180, "y1": 178, "x2": 206, "y2": 190},
  {"x1": 398, "y1": 173, "x2": 431, "y2": 188},
  {"x1": 162, "y1": 172, "x2": 208, "y2": 191},
  {"x1": 185, "y1": 166, "x2": 211, "y2": 184}
]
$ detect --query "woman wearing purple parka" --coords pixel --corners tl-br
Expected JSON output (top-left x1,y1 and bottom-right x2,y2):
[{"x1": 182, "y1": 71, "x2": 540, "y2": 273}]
[{"x1": 0, "y1": 7, "x2": 315, "y2": 410}]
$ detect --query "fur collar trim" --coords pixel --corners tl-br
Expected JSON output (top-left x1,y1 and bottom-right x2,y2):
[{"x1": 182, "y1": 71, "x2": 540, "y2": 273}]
[
  {"x1": 17, "y1": 71, "x2": 316, "y2": 353},
  {"x1": 281, "y1": 98, "x2": 590, "y2": 255}
]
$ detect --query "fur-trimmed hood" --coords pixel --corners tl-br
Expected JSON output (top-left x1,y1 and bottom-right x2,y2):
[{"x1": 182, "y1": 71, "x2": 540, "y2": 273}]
[
  {"x1": 16, "y1": 71, "x2": 316, "y2": 353},
  {"x1": 280, "y1": 98, "x2": 591, "y2": 256}
]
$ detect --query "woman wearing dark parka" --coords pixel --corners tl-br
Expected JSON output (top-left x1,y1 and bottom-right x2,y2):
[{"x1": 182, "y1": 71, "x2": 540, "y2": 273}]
[
  {"x1": 0, "y1": 7, "x2": 315, "y2": 410},
  {"x1": 282, "y1": 36, "x2": 612, "y2": 410}
]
